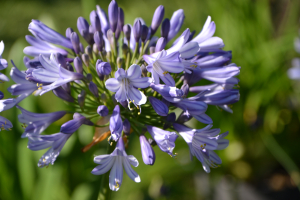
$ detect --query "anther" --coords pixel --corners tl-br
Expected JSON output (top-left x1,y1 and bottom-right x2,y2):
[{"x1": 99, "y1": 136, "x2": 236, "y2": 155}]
[
  {"x1": 163, "y1": 71, "x2": 168, "y2": 75},
  {"x1": 115, "y1": 182, "x2": 119, "y2": 189},
  {"x1": 190, "y1": 64, "x2": 197, "y2": 68}
]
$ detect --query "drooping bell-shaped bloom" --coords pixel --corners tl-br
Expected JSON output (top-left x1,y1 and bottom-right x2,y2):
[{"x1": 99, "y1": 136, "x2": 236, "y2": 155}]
[
  {"x1": 0, "y1": 62, "x2": 38, "y2": 112},
  {"x1": 29, "y1": 20, "x2": 73, "y2": 50},
  {"x1": 24, "y1": 35, "x2": 69, "y2": 57},
  {"x1": 17, "y1": 106, "x2": 66, "y2": 137},
  {"x1": 173, "y1": 123, "x2": 228, "y2": 173},
  {"x1": 190, "y1": 83, "x2": 240, "y2": 113},
  {"x1": 146, "y1": 125, "x2": 178, "y2": 156},
  {"x1": 0, "y1": 116, "x2": 12, "y2": 131},
  {"x1": 91, "y1": 138, "x2": 141, "y2": 191},
  {"x1": 31, "y1": 54, "x2": 84, "y2": 95},
  {"x1": 60, "y1": 113, "x2": 89, "y2": 134},
  {"x1": 191, "y1": 16, "x2": 224, "y2": 52},
  {"x1": 109, "y1": 105, "x2": 123, "y2": 141},
  {"x1": 139, "y1": 135, "x2": 156, "y2": 165},
  {"x1": 105, "y1": 64, "x2": 151, "y2": 106},
  {"x1": 27, "y1": 132, "x2": 73, "y2": 168}
]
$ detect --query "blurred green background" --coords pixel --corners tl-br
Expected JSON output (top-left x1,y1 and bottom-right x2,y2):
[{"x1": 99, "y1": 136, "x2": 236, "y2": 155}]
[{"x1": 1, "y1": 0, "x2": 300, "y2": 199}]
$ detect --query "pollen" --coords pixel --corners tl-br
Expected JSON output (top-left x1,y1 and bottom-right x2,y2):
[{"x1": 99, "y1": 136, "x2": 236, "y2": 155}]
[
  {"x1": 115, "y1": 182, "x2": 119, "y2": 189},
  {"x1": 36, "y1": 83, "x2": 43, "y2": 90},
  {"x1": 190, "y1": 64, "x2": 197, "y2": 68},
  {"x1": 163, "y1": 71, "x2": 168, "y2": 75}
]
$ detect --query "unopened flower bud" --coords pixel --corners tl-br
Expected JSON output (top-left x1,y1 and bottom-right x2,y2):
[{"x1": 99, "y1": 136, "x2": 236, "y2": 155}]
[
  {"x1": 97, "y1": 105, "x2": 109, "y2": 117},
  {"x1": 90, "y1": 10, "x2": 101, "y2": 32},
  {"x1": 96, "y1": 60, "x2": 112, "y2": 76},
  {"x1": 151, "y1": 5, "x2": 164, "y2": 35},
  {"x1": 177, "y1": 111, "x2": 192, "y2": 123},
  {"x1": 93, "y1": 43, "x2": 99, "y2": 54},
  {"x1": 155, "y1": 37, "x2": 167, "y2": 52},
  {"x1": 94, "y1": 31, "x2": 104, "y2": 51},
  {"x1": 85, "y1": 45, "x2": 93, "y2": 60},
  {"x1": 66, "y1": 64, "x2": 74, "y2": 72},
  {"x1": 79, "y1": 43, "x2": 84, "y2": 53},
  {"x1": 149, "y1": 97, "x2": 169, "y2": 116},
  {"x1": 161, "y1": 98, "x2": 170, "y2": 107},
  {"x1": 89, "y1": 81, "x2": 99, "y2": 98},
  {"x1": 141, "y1": 25, "x2": 148, "y2": 42},
  {"x1": 107, "y1": 29, "x2": 114, "y2": 45},
  {"x1": 123, "y1": 24, "x2": 131, "y2": 44},
  {"x1": 53, "y1": 87, "x2": 74, "y2": 102},
  {"x1": 61, "y1": 115, "x2": 86, "y2": 134},
  {"x1": 181, "y1": 83, "x2": 189, "y2": 97},
  {"x1": 74, "y1": 57, "x2": 83, "y2": 74},
  {"x1": 78, "y1": 90, "x2": 86, "y2": 108},
  {"x1": 119, "y1": 100, "x2": 128, "y2": 108},
  {"x1": 108, "y1": 0, "x2": 119, "y2": 32},
  {"x1": 86, "y1": 73, "x2": 93, "y2": 82},
  {"x1": 62, "y1": 83, "x2": 71, "y2": 94},
  {"x1": 122, "y1": 43, "x2": 129, "y2": 55},
  {"x1": 0, "y1": 91, "x2": 4, "y2": 100},
  {"x1": 141, "y1": 64, "x2": 148, "y2": 77},
  {"x1": 163, "y1": 112, "x2": 176, "y2": 129},
  {"x1": 117, "y1": 57, "x2": 124, "y2": 68},
  {"x1": 65, "y1": 27, "x2": 74, "y2": 39},
  {"x1": 56, "y1": 53, "x2": 66, "y2": 68},
  {"x1": 161, "y1": 18, "x2": 170, "y2": 38},
  {"x1": 133, "y1": 19, "x2": 142, "y2": 43},
  {"x1": 118, "y1": 7, "x2": 124, "y2": 30},
  {"x1": 77, "y1": 17, "x2": 89, "y2": 35},
  {"x1": 102, "y1": 50, "x2": 107, "y2": 57},
  {"x1": 140, "y1": 135, "x2": 156, "y2": 165},
  {"x1": 149, "y1": 46, "x2": 156, "y2": 54},
  {"x1": 123, "y1": 119, "x2": 131, "y2": 135},
  {"x1": 82, "y1": 54, "x2": 89, "y2": 66},
  {"x1": 71, "y1": 32, "x2": 80, "y2": 54}
]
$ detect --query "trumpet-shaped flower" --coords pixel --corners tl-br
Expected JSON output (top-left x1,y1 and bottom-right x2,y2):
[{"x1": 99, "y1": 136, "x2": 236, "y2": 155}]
[
  {"x1": 105, "y1": 64, "x2": 151, "y2": 106},
  {"x1": 92, "y1": 138, "x2": 141, "y2": 191}
]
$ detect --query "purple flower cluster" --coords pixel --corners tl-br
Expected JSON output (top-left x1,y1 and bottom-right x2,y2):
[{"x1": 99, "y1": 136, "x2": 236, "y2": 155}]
[{"x1": 0, "y1": 0, "x2": 240, "y2": 191}]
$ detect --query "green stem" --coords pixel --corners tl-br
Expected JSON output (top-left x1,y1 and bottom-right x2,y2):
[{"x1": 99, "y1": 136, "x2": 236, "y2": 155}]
[{"x1": 260, "y1": 131, "x2": 300, "y2": 190}]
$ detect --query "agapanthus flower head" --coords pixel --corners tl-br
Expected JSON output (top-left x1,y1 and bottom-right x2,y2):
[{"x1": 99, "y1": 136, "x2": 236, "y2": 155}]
[{"x1": 0, "y1": 0, "x2": 240, "y2": 191}]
